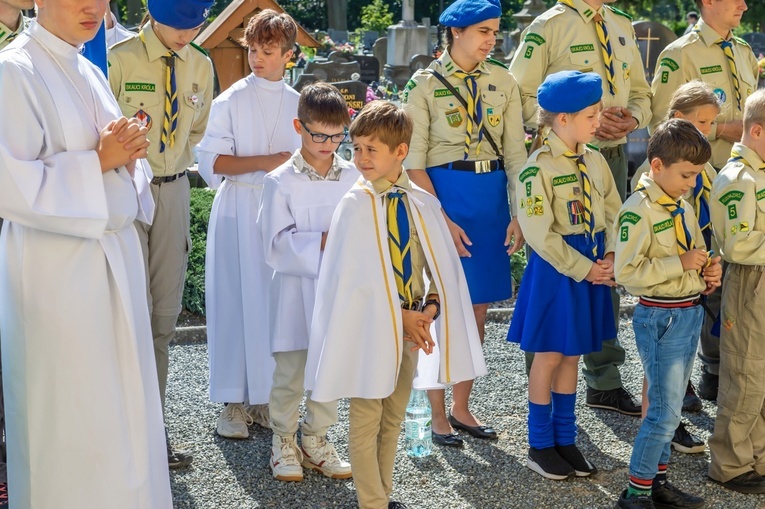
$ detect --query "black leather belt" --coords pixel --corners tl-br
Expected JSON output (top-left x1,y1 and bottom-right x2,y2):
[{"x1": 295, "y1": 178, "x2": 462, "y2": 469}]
[
  {"x1": 444, "y1": 159, "x2": 503, "y2": 173},
  {"x1": 151, "y1": 171, "x2": 187, "y2": 185}
]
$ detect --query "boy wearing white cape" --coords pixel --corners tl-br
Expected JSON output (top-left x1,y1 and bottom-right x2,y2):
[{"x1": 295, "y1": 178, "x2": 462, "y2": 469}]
[{"x1": 305, "y1": 101, "x2": 487, "y2": 509}]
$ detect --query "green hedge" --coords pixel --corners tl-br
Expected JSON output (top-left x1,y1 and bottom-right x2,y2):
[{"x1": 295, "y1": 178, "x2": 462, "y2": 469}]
[{"x1": 183, "y1": 187, "x2": 215, "y2": 316}]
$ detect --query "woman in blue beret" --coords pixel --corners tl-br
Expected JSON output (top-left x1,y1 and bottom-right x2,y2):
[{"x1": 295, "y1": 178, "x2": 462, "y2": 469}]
[
  {"x1": 107, "y1": 0, "x2": 215, "y2": 470},
  {"x1": 402, "y1": 0, "x2": 528, "y2": 448},
  {"x1": 508, "y1": 70, "x2": 621, "y2": 480}
]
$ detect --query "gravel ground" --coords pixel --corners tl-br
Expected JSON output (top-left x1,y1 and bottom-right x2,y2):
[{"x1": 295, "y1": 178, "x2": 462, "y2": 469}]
[{"x1": 165, "y1": 298, "x2": 765, "y2": 509}]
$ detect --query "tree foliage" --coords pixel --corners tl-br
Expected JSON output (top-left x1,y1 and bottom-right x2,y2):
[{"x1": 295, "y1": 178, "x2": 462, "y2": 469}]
[{"x1": 361, "y1": 0, "x2": 395, "y2": 33}]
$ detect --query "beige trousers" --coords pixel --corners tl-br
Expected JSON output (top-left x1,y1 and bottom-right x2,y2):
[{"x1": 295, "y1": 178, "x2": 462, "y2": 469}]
[
  {"x1": 269, "y1": 350, "x2": 338, "y2": 437},
  {"x1": 135, "y1": 175, "x2": 191, "y2": 409},
  {"x1": 349, "y1": 347, "x2": 418, "y2": 509},
  {"x1": 709, "y1": 264, "x2": 765, "y2": 482}
]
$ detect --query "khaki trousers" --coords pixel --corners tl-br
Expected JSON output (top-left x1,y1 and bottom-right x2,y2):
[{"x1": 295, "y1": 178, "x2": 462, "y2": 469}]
[
  {"x1": 709, "y1": 264, "x2": 765, "y2": 482},
  {"x1": 349, "y1": 347, "x2": 418, "y2": 509},
  {"x1": 135, "y1": 175, "x2": 191, "y2": 409},
  {"x1": 269, "y1": 350, "x2": 337, "y2": 437}
]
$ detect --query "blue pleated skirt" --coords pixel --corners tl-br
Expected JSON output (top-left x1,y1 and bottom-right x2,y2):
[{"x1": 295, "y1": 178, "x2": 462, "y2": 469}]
[
  {"x1": 427, "y1": 166, "x2": 512, "y2": 304},
  {"x1": 507, "y1": 231, "x2": 615, "y2": 356}
]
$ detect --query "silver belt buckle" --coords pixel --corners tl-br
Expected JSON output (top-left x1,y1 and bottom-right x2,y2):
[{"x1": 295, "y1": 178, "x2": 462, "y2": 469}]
[{"x1": 475, "y1": 160, "x2": 491, "y2": 174}]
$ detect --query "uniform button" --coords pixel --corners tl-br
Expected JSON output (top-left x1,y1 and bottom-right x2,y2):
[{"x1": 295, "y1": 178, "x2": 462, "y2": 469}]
[{"x1": 168, "y1": 164, "x2": 174, "y2": 171}]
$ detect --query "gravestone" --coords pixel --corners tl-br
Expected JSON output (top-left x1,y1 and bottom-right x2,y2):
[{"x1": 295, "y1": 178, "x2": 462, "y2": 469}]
[
  {"x1": 291, "y1": 73, "x2": 320, "y2": 93},
  {"x1": 410, "y1": 54, "x2": 435, "y2": 73},
  {"x1": 328, "y1": 51, "x2": 352, "y2": 63},
  {"x1": 331, "y1": 80, "x2": 369, "y2": 111},
  {"x1": 633, "y1": 21, "x2": 677, "y2": 83},
  {"x1": 741, "y1": 32, "x2": 765, "y2": 58},
  {"x1": 350, "y1": 55, "x2": 381, "y2": 84},
  {"x1": 327, "y1": 29, "x2": 348, "y2": 43},
  {"x1": 304, "y1": 60, "x2": 361, "y2": 82},
  {"x1": 362, "y1": 31, "x2": 379, "y2": 50},
  {"x1": 373, "y1": 37, "x2": 388, "y2": 68}
]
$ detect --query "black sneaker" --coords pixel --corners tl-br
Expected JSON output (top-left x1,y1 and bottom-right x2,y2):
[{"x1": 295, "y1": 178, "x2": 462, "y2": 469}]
[
  {"x1": 682, "y1": 381, "x2": 702, "y2": 412},
  {"x1": 670, "y1": 422, "x2": 705, "y2": 454},
  {"x1": 388, "y1": 502, "x2": 408, "y2": 509},
  {"x1": 710, "y1": 470, "x2": 765, "y2": 494},
  {"x1": 555, "y1": 444, "x2": 597, "y2": 477},
  {"x1": 586, "y1": 387, "x2": 642, "y2": 416},
  {"x1": 651, "y1": 482, "x2": 704, "y2": 508},
  {"x1": 697, "y1": 367, "x2": 718, "y2": 401},
  {"x1": 167, "y1": 441, "x2": 193, "y2": 470},
  {"x1": 616, "y1": 489, "x2": 655, "y2": 508},
  {"x1": 527, "y1": 446, "x2": 574, "y2": 480}
]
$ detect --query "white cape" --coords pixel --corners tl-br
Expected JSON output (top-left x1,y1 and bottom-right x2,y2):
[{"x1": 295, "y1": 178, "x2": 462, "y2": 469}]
[
  {"x1": 0, "y1": 23, "x2": 170, "y2": 508},
  {"x1": 197, "y1": 74, "x2": 300, "y2": 403},
  {"x1": 305, "y1": 177, "x2": 487, "y2": 402}
]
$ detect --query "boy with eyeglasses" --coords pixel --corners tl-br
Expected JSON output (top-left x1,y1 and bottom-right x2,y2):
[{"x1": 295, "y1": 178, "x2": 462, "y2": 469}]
[{"x1": 257, "y1": 82, "x2": 358, "y2": 482}]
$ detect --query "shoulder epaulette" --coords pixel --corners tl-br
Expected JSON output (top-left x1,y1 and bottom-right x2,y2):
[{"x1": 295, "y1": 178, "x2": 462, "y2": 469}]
[
  {"x1": 109, "y1": 35, "x2": 137, "y2": 51},
  {"x1": 605, "y1": 5, "x2": 632, "y2": 21},
  {"x1": 486, "y1": 57, "x2": 508, "y2": 69},
  {"x1": 586, "y1": 143, "x2": 600, "y2": 152},
  {"x1": 190, "y1": 42, "x2": 209, "y2": 57},
  {"x1": 538, "y1": 4, "x2": 566, "y2": 22},
  {"x1": 733, "y1": 35, "x2": 750, "y2": 48}
]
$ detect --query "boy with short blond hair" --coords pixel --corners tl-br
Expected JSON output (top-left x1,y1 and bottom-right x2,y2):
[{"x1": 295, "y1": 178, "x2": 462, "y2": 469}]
[
  {"x1": 615, "y1": 118, "x2": 722, "y2": 508},
  {"x1": 305, "y1": 101, "x2": 487, "y2": 509},
  {"x1": 708, "y1": 89, "x2": 765, "y2": 495}
]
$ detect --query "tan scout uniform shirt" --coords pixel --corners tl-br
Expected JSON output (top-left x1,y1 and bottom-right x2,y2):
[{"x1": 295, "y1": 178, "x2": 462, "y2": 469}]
[
  {"x1": 402, "y1": 49, "x2": 527, "y2": 216},
  {"x1": 517, "y1": 130, "x2": 621, "y2": 282},
  {"x1": 509, "y1": 0, "x2": 652, "y2": 146},
  {"x1": 108, "y1": 24, "x2": 214, "y2": 176},
  {"x1": 615, "y1": 174, "x2": 707, "y2": 297},
  {"x1": 710, "y1": 143, "x2": 765, "y2": 265},
  {"x1": 631, "y1": 159, "x2": 718, "y2": 209},
  {"x1": 651, "y1": 19, "x2": 759, "y2": 168},
  {"x1": 371, "y1": 170, "x2": 437, "y2": 300},
  {"x1": 0, "y1": 14, "x2": 28, "y2": 50}
]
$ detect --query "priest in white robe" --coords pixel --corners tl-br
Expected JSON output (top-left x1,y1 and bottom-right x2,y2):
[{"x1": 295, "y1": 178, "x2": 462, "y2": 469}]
[{"x1": 0, "y1": 2, "x2": 171, "y2": 507}]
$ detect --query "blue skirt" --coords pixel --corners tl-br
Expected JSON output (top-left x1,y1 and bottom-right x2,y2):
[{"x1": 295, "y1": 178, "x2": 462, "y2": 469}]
[
  {"x1": 426, "y1": 166, "x2": 512, "y2": 304},
  {"x1": 507, "y1": 232, "x2": 615, "y2": 356}
]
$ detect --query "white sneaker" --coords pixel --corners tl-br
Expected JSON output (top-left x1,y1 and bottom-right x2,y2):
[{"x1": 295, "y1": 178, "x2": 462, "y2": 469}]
[
  {"x1": 270, "y1": 434, "x2": 304, "y2": 482},
  {"x1": 300, "y1": 435, "x2": 352, "y2": 479},
  {"x1": 216, "y1": 403, "x2": 253, "y2": 439},
  {"x1": 246, "y1": 403, "x2": 271, "y2": 429}
]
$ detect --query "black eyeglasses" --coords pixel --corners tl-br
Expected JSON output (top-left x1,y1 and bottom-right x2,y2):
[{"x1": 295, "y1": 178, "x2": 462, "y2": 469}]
[{"x1": 300, "y1": 121, "x2": 348, "y2": 143}]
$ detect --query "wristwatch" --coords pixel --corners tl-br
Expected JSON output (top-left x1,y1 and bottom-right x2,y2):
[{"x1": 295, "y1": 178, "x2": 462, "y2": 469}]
[{"x1": 424, "y1": 299, "x2": 441, "y2": 320}]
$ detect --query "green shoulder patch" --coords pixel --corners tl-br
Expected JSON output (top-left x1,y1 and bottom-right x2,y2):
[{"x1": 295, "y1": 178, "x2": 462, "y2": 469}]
[
  {"x1": 756, "y1": 189, "x2": 765, "y2": 201},
  {"x1": 486, "y1": 57, "x2": 508, "y2": 69},
  {"x1": 524, "y1": 33, "x2": 546, "y2": 46},
  {"x1": 653, "y1": 219, "x2": 673, "y2": 234},
  {"x1": 552, "y1": 173, "x2": 578, "y2": 187},
  {"x1": 733, "y1": 36, "x2": 750, "y2": 48},
  {"x1": 519, "y1": 166, "x2": 540, "y2": 182},
  {"x1": 619, "y1": 211, "x2": 641, "y2": 225},
  {"x1": 659, "y1": 57, "x2": 679, "y2": 72},
  {"x1": 606, "y1": 5, "x2": 632, "y2": 21},
  {"x1": 405, "y1": 79, "x2": 417, "y2": 91},
  {"x1": 719, "y1": 190, "x2": 745, "y2": 205},
  {"x1": 586, "y1": 143, "x2": 601, "y2": 152},
  {"x1": 189, "y1": 42, "x2": 209, "y2": 56}
]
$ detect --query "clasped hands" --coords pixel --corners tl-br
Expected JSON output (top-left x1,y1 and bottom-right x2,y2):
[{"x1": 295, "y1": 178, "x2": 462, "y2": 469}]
[{"x1": 97, "y1": 116, "x2": 151, "y2": 176}]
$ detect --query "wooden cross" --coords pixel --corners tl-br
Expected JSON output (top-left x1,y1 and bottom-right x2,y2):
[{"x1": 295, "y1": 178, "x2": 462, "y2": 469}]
[{"x1": 637, "y1": 27, "x2": 661, "y2": 72}]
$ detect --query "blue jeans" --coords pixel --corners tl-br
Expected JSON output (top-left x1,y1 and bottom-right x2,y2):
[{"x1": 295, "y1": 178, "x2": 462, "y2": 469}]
[{"x1": 629, "y1": 304, "x2": 703, "y2": 481}]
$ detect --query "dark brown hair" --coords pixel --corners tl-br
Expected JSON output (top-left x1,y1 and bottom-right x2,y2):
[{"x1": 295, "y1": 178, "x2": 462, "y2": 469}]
[
  {"x1": 297, "y1": 82, "x2": 351, "y2": 127},
  {"x1": 648, "y1": 118, "x2": 711, "y2": 167},
  {"x1": 350, "y1": 101, "x2": 413, "y2": 151},
  {"x1": 242, "y1": 9, "x2": 297, "y2": 52}
]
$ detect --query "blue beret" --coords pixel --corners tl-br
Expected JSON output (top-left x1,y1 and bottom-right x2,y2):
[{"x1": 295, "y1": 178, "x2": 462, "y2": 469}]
[
  {"x1": 439, "y1": 0, "x2": 502, "y2": 27},
  {"x1": 149, "y1": 0, "x2": 214, "y2": 30},
  {"x1": 538, "y1": 71, "x2": 603, "y2": 113}
]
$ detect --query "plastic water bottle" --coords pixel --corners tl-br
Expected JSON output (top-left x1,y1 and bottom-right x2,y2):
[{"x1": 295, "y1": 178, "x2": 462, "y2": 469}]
[{"x1": 405, "y1": 389, "x2": 432, "y2": 458}]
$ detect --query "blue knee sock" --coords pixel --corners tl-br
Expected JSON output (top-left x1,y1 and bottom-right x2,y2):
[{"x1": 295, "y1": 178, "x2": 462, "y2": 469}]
[
  {"x1": 552, "y1": 392, "x2": 577, "y2": 446},
  {"x1": 528, "y1": 401, "x2": 554, "y2": 449}
]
